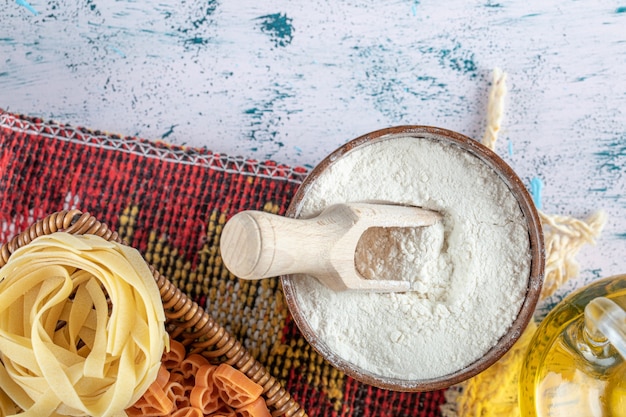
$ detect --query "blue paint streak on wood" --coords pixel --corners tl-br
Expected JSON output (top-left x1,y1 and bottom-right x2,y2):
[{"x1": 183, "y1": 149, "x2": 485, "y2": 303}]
[
  {"x1": 161, "y1": 124, "x2": 177, "y2": 139},
  {"x1": 174, "y1": 0, "x2": 219, "y2": 48},
  {"x1": 589, "y1": 187, "x2": 608, "y2": 192},
  {"x1": 616, "y1": 6, "x2": 626, "y2": 13},
  {"x1": 530, "y1": 177, "x2": 544, "y2": 210},
  {"x1": 256, "y1": 13, "x2": 294, "y2": 47},
  {"x1": 349, "y1": 42, "x2": 452, "y2": 121},
  {"x1": 244, "y1": 83, "x2": 298, "y2": 158},
  {"x1": 109, "y1": 46, "x2": 127, "y2": 58},
  {"x1": 595, "y1": 134, "x2": 626, "y2": 173},
  {"x1": 418, "y1": 43, "x2": 478, "y2": 78},
  {"x1": 86, "y1": 0, "x2": 97, "y2": 12},
  {"x1": 411, "y1": 1, "x2": 420, "y2": 16},
  {"x1": 16, "y1": 0, "x2": 38, "y2": 16},
  {"x1": 184, "y1": 37, "x2": 209, "y2": 46}
]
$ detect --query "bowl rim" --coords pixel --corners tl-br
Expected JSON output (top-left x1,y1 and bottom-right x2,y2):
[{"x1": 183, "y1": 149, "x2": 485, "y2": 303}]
[{"x1": 280, "y1": 125, "x2": 545, "y2": 391}]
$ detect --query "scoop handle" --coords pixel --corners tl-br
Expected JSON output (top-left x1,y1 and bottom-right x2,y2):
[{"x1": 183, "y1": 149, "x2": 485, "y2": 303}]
[{"x1": 220, "y1": 210, "x2": 333, "y2": 280}]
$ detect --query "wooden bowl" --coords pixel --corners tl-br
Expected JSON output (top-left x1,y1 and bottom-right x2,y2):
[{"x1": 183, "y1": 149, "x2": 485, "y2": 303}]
[{"x1": 281, "y1": 126, "x2": 545, "y2": 392}]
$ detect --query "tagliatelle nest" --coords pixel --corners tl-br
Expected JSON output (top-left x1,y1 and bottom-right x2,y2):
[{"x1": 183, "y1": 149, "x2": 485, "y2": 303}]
[{"x1": 0, "y1": 233, "x2": 169, "y2": 417}]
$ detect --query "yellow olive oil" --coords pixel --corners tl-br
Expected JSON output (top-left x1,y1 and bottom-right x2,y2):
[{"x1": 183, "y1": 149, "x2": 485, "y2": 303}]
[{"x1": 519, "y1": 275, "x2": 626, "y2": 417}]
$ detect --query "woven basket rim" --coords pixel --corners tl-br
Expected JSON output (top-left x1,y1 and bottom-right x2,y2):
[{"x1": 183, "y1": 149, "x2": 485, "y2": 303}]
[{"x1": 0, "y1": 210, "x2": 306, "y2": 417}]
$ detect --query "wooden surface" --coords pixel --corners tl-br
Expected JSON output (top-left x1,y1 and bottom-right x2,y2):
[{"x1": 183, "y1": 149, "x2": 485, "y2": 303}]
[{"x1": 2, "y1": 0, "x2": 625, "y2": 305}]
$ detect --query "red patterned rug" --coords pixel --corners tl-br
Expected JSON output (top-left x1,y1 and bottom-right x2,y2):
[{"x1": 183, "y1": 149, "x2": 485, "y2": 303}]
[{"x1": 0, "y1": 109, "x2": 446, "y2": 416}]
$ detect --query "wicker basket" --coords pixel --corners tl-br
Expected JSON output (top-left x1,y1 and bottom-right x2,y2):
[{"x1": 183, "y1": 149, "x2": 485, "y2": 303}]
[{"x1": 0, "y1": 210, "x2": 306, "y2": 417}]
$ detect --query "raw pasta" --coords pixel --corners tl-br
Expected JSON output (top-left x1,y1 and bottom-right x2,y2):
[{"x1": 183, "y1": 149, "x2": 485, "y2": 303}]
[
  {"x1": 213, "y1": 364, "x2": 263, "y2": 409},
  {"x1": 0, "y1": 233, "x2": 168, "y2": 417},
  {"x1": 128, "y1": 338, "x2": 271, "y2": 417}
]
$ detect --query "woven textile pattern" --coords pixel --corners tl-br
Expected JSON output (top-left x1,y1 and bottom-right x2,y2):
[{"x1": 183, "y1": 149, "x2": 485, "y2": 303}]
[{"x1": 0, "y1": 110, "x2": 446, "y2": 417}]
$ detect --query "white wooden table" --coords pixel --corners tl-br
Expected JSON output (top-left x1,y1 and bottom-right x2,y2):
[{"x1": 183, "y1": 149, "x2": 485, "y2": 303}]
[{"x1": 2, "y1": 0, "x2": 625, "y2": 305}]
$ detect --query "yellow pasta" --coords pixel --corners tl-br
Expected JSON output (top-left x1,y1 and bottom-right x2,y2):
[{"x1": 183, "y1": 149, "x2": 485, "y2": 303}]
[{"x1": 0, "y1": 233, "x2": 169, "y2": 417}]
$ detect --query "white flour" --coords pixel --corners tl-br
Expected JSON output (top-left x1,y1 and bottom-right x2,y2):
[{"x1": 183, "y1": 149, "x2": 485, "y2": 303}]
[
  {"x1": 289, "y1": 134, "x2": 531, "y2": 381},
  {"x1": 355, "y1": 223, "x2": 451, "y2": 298}
]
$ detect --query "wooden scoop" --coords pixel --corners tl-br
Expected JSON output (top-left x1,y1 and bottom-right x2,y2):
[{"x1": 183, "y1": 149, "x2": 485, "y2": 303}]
[{"x1": 219, "y1": 203, "x2": 442, "y2": 292}]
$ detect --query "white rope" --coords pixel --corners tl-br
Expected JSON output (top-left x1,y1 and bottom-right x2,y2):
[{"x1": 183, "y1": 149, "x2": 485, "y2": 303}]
[{"x1": 482, "y1": 67, "x2": 507, "y2": 151}]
